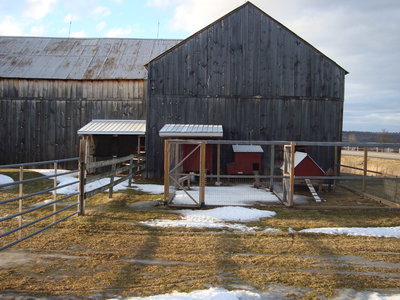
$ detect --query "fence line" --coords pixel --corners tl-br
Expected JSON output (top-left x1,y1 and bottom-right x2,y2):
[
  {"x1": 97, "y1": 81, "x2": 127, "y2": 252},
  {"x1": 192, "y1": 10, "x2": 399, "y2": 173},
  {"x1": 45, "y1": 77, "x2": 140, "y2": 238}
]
[
  {"x1": 0, "y1": 158, "x2": 79, "y2": 251},
  {"x1": 163, "y1": 139, "x2": 400, "y2": 208}
]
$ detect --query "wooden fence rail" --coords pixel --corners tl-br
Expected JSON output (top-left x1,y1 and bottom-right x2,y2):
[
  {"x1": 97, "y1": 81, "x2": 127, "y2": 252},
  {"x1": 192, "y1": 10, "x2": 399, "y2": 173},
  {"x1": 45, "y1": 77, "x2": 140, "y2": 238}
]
[{"x1": 78, "y1": 154, "x2": 145, "y2": 216}]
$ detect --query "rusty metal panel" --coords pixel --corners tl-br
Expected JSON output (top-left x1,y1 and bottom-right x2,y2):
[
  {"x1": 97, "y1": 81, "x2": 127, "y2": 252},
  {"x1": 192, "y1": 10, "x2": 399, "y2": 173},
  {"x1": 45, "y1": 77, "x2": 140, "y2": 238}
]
[{"x1": 0, "y1": 37, "x2": 181, "y2": 80}]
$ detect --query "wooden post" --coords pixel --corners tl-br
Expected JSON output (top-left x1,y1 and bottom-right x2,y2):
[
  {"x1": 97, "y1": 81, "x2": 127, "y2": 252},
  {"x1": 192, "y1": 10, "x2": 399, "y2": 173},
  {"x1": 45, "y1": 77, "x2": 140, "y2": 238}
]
[
  {"x1": 394, "y1": 177, "x2": 399, "y2": 203},
  {"x1": 18, "y1": 166, "x2": 23, "y2": 238},
  {"x1": 333, "y1": 146, "x2": 338, "y2": 189},
  {"x1": 289, "y1": 141, "x2": 296, "y2": 206},
  {"x1": 137, "y1": 136, "x2": 141, "y2": 173},
  {"x1": 53, "y1": 162, "x2": 58, "y2": 222},
  {"x1": 78, "y1": 137, "x2": 86, "y2": 216},
  {"x1": 164, "y1": 140, "x2": 170, "y2": 204},
  {"x1": 199, "y1": 142, "x2": 206, "y2": 206},
  {"x1": 362, "y1": 147, "x2": 368, "y2": 192},
  {"x1": 109, "y1": 161, "x2": 116, "y2": 199},
  {"x1": 128, "y1": 157, "x2": 133, "y2": 187},
  {"x1": 269, "y1": 145, "x2": 275, "y2": 191},
  {"x1": 216, "y1": 144, "x2": 221, "y2": 185}
]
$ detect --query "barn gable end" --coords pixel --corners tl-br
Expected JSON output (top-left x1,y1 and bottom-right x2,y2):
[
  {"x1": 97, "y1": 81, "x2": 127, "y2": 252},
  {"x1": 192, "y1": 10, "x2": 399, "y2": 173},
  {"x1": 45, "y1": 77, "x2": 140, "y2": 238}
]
[{"x1": 146, "y1": 2, "x2": 347, "y2": 177}]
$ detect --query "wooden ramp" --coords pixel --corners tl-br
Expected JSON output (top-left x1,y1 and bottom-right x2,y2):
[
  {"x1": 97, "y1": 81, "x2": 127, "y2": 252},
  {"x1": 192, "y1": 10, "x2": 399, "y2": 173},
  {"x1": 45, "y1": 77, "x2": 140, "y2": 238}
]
[{"x1": 305, "y1": 179, "x2": 323, "y2": 203}]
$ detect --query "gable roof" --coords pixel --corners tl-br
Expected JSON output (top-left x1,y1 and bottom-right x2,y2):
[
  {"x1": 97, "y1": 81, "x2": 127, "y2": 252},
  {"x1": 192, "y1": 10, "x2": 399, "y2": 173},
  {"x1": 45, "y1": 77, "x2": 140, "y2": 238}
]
[
  {"x1": 147, "y1": 1, "x2": 347, "y2": 74},
  {"x1": 0, "y1": 37, "x2": 181, "y2": 80}
]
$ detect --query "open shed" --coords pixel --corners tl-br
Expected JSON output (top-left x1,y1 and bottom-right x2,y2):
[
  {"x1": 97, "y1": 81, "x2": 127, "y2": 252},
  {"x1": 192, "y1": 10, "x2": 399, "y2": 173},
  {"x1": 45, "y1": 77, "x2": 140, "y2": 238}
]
[{"x1": 78, "y1": 120, "x2": 146, "y2": 163}]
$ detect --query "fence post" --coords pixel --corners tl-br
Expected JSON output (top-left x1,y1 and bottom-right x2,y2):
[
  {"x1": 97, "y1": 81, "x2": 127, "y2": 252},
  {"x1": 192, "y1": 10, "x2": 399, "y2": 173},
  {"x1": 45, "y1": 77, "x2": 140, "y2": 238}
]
[
  {"x1": 18, "y1": 166, "x2": 23, "y2": 239},
  {"x1": 269, "y1": 145, "x2": 275, "y2": 191},
  {"x1": 394, "y1": 176, "x2": 399, "y2": 203},
  {"x1": 362, "y1": 147, "x2": 368, "y2": 192},
  {"x1": 109, "y1": 158, "x2": 116, "y2": 199},
  {"x1": 164, "y1": 140, "x2": 170, "y2": 204},
  {"x1": 78, "y1": 137, "x2": 86, "y2": 216},
  {"x1": 53, "y1": 162, "x2": 58, "y2": 222},
  {"x1": 216, "y1": 144, "x2": 221, "y2": 185},
  {"x1": 128, "y1": 157, "x2": 133, "y2": 187},
  {"x1": 288, "y1": 141, "x2": 296, "y2": 207},
  {"x1": 199, "y1": 142, "x2": 206, "y2": 206},
  {"x1": 334, "y1": 146, "x2": 338, "y2": 188}
]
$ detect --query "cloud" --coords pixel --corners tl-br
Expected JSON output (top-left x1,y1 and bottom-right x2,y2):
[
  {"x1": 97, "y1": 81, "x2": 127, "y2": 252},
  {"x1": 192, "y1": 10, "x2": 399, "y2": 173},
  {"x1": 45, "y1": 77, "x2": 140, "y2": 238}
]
[
  {"x1": 105, "y1": 26, "x2": 133, "y2": 37},
  {"x1": 147, "y1": 0, "x2": 181, "y2": 9},
  {"x1": 29, "y1": 25, "x2": 45, "y2": 36},
  {"x1": 63, "y1": 14, "x2": 80, "y2": 23},
  {"x1": 0, "y1": 16, "x2": 24, "y2": 36},
  {"x1": 23, "y1": 0, "x2": 58, "y2": 20},
  {"x1": 96, "y1": 21, "x2": 107, "y2": 32},
  {"x1": 70, "y1": 30, "x2": 86, "y2": 38},
  {"x1": 92, "y1": 6, "x2": 112, "y2": 17}
]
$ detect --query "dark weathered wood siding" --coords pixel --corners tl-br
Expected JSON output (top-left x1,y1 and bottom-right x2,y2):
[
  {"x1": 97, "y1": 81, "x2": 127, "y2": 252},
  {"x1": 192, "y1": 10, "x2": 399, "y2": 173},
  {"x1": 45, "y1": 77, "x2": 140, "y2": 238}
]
[
  {"x1": 146, "y1": 3, "x2": 346, "y2": 177},
  {"x1": 0, "y1": 79, "x2": 146, "y2": 166}
]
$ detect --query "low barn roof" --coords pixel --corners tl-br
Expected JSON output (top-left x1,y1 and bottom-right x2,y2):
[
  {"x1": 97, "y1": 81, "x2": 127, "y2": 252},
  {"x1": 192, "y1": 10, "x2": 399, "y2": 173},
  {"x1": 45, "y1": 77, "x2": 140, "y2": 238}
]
[
  {"x1": 159, "y1": 124, "x2": 223, "y2": 138},
  {"x1": 78, "y1": 120, "x2": 146, "y2": 135},
  {"x1": 0, "y1": 37, "x2": 180, "y2": 80}
]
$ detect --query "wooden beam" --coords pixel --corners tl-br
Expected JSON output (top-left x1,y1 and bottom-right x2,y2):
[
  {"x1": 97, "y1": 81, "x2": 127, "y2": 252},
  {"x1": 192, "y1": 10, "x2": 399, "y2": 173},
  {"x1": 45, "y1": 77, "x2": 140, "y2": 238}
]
[
  {"x1": 164, "y1": 140, "x2": 170, "y2": 204},
  {"x1": 216, "y1": 144, "x2": 221, "y2": 185},
  {"x1": 199, "y1": 142, "x2": 206, "y2": 206},
  {"x1": 362, "y1": 147, "x2": 368, "y2": 192},
  {"x1": 269, "y1": 145, "x2": 275, "y2": 191},
  {"x1": 78, "y1": 137, "x2": 86, "y2": 216},
  {"x1": 289, "y1": 141, "x2": 296, "y2": 206}
]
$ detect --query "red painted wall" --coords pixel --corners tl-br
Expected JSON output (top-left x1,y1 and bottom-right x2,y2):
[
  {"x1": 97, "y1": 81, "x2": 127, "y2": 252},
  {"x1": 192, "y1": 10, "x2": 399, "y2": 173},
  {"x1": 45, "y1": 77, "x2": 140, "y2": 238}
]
[
  {"x1": 182, "y1": 144, "x2": 213, "y2": 173},
  {"x1": 227, "y1": 152, "x2": 262, "y2": 174},
  {"x1": 295, "y1": 156, "x2": 325, "y2": 177}
]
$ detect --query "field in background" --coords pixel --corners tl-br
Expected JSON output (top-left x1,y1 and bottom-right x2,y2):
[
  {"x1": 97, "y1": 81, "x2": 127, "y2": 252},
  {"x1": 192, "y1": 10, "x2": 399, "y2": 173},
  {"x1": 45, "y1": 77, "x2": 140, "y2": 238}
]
[
  {"x1": 341, "y1": 153, "x2": 400, "y2": 177},
  {"x1": 340, "y1": 154, "x2": 400, "y2": 205}
]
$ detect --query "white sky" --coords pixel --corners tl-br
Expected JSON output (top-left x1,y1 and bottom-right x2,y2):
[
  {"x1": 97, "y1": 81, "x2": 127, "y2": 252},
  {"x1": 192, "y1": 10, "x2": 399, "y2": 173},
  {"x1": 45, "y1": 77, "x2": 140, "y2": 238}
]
[{"x1": 0, "y1": 0, "x2": 399, "y2": 132}]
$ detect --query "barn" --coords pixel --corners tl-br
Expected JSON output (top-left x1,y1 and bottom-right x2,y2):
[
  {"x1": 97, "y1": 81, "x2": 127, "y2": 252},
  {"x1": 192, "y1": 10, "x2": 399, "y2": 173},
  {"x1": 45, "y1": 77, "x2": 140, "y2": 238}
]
[
  {"x1": 145, "y1": 1, "x2": 347, "y2": 178},
  {"x1": 0, "y1": 37, "x2": 180, "y2": 167}
]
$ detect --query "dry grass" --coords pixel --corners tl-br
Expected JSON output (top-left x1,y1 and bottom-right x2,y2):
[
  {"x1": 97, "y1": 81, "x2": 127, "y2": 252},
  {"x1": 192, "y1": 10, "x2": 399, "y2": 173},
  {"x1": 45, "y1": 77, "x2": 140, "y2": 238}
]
[
  {"x1": 341, "y1": 155, "x2": 400, "y2": 177},
  {"x1": 1, "y1": 170, "x2": 400, "y2": 299},
  {"x1": 340, "y1": 155, "x2": 400, "y2": 204}
]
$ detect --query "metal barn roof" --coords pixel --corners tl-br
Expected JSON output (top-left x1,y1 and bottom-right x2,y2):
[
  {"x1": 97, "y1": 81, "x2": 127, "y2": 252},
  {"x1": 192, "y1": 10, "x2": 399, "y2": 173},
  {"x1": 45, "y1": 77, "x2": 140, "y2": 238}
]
[
  {"x1": 0, "y1": 37, "x2": 181, "y2": 80},
  {"x1": 159, "y1": 124, "x2": 223, "y2": 138},
  {"x1": 78, "y1": 120, "x2": 146, "y2": 135},
  {"x1": 232, "y1": 145, "x2": 264, "y2": 153}
]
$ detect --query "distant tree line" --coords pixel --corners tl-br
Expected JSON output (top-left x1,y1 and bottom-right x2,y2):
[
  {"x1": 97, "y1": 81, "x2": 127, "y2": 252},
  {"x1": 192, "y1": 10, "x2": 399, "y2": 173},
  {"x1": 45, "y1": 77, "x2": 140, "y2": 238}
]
[{"x1": 342, "y1": 130, "x2": 400, "y2": 143}]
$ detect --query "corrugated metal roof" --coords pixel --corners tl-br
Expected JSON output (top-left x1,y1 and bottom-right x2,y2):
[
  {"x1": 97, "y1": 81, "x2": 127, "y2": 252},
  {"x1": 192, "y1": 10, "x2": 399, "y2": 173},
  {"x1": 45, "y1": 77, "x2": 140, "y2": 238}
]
[
  {"x1": 0, "y1": 37, "x2": 181, "y2": 80},
  {"x1": 78, "y1": 120, "x2": 146, "y2": 135},
  {"x1": 159, "y1": 124, "x2": 223, "y2": 137},
  {"x1": 232, "y1": 145, "x2": 264, "y2": 153}
]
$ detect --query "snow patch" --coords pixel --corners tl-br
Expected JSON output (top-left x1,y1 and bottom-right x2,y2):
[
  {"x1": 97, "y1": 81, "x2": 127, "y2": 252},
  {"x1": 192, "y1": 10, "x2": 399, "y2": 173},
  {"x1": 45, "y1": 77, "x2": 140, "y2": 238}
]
[
  {"x1": 139, "y1": 206, "x2": 279, "y2": 233},
  {"x1": 175, "y1": 206, "x2": 276, "y2": 222},
  {"x1": 132, "y1": 184, "x2": 164, "y2": 194},
  {"x1": 173, "y1": 185, "x2": 279, "y2": 206},
  {"x1": 112, "y1": 287, "x2": 265, "y2": 300},
  {"x1": 301, "y1": 226, "x2": 400, "y2": 239},
  {"x1": 108, "y1": 287, "x2": 400, "y2": 300},
  {"x1": 32, "y1": 169, "x2": 163, "y2": 195},
  {"x1": 0, "y1": 174, "x2": 14, "y2": 189}
]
